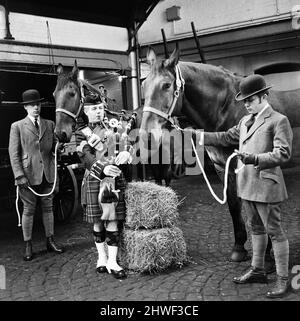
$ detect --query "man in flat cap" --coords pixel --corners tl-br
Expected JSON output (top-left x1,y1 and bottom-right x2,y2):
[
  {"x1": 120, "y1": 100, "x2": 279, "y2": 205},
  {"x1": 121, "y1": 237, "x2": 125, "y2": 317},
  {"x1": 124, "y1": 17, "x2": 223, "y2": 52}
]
[
  {"x1": 9, "y1": 89, "x2": 64, "y2": 261},
  {"x1": 201, "y1": 74, "x2": 293, "y2": 298}
]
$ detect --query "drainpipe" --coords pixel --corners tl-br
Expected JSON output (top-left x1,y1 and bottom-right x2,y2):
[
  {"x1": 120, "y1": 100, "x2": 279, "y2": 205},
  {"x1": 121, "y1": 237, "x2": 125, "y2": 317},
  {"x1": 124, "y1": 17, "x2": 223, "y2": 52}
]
[
  {"x1": 4, "y1": 1, "x2": 14, "y2": 40},
  {"x1": 128, "y1": 24, "x2": 141, "y2": 110}
]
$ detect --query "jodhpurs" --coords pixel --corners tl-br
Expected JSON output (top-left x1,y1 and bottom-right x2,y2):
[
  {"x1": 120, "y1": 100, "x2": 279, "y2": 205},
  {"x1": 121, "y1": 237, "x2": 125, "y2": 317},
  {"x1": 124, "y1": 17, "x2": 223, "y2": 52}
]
[
  {"x1": 18, "y1": 175, "x2": 54, "y2": 241},
  {"x1": 242, "y1": 200, "x2": 287, "y2": 243}
]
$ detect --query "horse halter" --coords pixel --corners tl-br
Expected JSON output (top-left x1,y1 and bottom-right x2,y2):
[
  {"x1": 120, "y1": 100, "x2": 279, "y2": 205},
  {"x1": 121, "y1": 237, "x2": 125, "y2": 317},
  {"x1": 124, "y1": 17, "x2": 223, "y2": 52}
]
[
  {"x1": 143, "y1": 64, "x2": 185, "y2": 127},
  {"x1": 55, "y1": 80, "x2": 85, "y2": 122}
]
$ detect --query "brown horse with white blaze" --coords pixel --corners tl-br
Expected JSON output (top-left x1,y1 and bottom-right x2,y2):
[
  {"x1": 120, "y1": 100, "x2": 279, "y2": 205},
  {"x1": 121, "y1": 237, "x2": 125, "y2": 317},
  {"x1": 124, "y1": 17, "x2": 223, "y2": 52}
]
[
  {"x1": 53, "y1": 62, "x2": 83, "y2": 143},
  {"x1": 140, "y1": 47, "x2": 300, "y2": 262}
]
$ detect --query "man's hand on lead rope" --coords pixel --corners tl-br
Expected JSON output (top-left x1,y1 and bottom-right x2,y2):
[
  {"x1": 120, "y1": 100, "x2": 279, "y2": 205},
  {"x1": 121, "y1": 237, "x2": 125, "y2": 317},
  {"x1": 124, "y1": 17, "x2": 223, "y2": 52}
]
[
  {"x1": 234, "y1": 150, "x2": 258, "y2": 165},
  {"x1": 115, "y1": 151, "x2": 131, "y2": 165},
  {"x1": 16, "y1": 175, "x2": 29, "y2": 189}
]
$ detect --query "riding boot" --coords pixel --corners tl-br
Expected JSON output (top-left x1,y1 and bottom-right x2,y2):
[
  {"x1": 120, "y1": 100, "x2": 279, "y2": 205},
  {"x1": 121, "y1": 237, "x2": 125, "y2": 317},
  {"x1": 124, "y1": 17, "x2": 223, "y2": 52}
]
[
  {"x1": 266, "y1": 240, "x2": 289, "y2": 298},
  {"x1": 46, "y1": 236, "x2": 64, "y2": 254},
  {"x1": 266, "y1": 275, "x2": 289, "y2": 299},
  {"x1": 272, "y1": 240, "x2": 289, "y2": 278},
  {"x1": 106, "y1": 245, "x2": 126, "y2": 279},
  {"x1": 251, "y1": 234, "x2": 268, "y2": 269},
  {"x1": 233, "y1": 266, "x2": 267, "y2": 284},
  {"x1": 23, "y1": 240, "x2": 33, "y2": 261},
  {"x1": 95, "y1": 242, "x2": 108, "y2": 273}
]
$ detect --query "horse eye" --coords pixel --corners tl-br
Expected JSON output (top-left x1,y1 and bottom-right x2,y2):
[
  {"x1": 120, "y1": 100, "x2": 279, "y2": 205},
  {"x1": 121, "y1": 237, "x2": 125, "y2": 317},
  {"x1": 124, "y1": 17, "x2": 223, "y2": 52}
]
[
  {"x1": 162, "y1": 83, "x2": 171, "y2": 90},
  {"x1": 69, "y1": 91, "x2": 75, "y2": 97}
]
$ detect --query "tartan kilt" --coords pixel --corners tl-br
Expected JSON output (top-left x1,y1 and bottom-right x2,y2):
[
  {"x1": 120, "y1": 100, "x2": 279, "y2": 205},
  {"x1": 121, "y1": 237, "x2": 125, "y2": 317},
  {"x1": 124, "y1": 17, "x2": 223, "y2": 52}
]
[{"x1": 81, "y1": 170, "x2": 127, "y2": 224}]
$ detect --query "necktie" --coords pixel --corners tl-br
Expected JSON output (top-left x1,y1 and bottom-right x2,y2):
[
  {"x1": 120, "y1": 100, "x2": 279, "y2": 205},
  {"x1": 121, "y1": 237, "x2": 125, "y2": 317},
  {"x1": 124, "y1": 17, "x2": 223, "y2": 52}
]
[
  {"x1": 245, "y1": 114, "x2": 257, "y2": 132},
  {"x1": 34, "y1": 118, "x2": 39, "y2": 131}
]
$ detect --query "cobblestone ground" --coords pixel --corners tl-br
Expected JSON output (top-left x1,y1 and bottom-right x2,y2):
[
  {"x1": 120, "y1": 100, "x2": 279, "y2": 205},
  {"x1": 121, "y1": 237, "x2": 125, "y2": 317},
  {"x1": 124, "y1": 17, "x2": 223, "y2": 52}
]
[{"x1": 0, "y1": 167, "x2": 300, "y2": 301}]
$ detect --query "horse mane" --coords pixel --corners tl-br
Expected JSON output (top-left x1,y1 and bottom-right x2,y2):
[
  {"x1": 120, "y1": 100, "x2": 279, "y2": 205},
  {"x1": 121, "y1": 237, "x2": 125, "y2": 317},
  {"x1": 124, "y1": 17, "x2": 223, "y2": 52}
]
[
  {"x1": 217, "y1": 65, "x2": 244, "y2": 78},
  {"x1": 175, "y1": 61, "x2": 246, "y2": 131}
]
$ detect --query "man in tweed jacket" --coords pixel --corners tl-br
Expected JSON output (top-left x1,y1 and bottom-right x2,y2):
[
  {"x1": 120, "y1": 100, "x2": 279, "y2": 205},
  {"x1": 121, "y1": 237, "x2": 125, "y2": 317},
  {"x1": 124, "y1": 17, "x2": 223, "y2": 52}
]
[
  {"x1": 9, "y1": 89, "x2": 64, "y2": 261},
  {"x1": 202, "y1": 75, "x2": 293, "y2": 298}
]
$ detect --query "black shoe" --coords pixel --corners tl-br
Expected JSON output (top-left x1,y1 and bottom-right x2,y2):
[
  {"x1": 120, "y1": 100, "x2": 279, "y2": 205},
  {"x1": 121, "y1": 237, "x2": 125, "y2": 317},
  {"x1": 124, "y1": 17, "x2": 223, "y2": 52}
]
[
  {"x1": 266, "y1": 276, "x2": 289, "y2": 298},
  {"x1": 233, "y1": 267, "x2": 268, "y2": 284},
  {"x1": 23, "y1": 240, "x2": 33, "y2": 261},
  {"x1": 96, "y1": 266, "x2": 108, "y2": 274},
  {"x1": 107, "y1": 267, "x2": 127, "y2": 279},
  {"x1": 46, "y1": 236, "x2": 64, "y2": 254}
]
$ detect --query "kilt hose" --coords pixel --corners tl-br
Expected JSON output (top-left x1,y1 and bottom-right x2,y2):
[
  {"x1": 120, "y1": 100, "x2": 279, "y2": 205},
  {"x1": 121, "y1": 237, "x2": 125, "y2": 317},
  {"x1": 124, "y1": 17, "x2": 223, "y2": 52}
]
[{"x1": 82, "y1": 171, "x2": 127, "y2": 224}]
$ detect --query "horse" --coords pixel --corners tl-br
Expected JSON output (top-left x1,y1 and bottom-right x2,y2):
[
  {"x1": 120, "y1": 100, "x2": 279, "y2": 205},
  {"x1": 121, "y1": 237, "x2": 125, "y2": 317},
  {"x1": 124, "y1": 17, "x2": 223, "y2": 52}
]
[
  {"x1": 53, "y1": 62, "x2": 82, "y2": 143},
  {"x1": 140, "y1": 46, "x2": 300, "y2": 262}
]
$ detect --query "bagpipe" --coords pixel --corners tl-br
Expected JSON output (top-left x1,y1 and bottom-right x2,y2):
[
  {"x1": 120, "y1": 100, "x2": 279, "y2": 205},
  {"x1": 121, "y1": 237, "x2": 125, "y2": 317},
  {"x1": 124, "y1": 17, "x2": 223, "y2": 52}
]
[
  {"x1": 89, "y1": 108, "x2": 137, "y2": 215},
  {"x1": 81, "y1": 79, "x2": 137, "y2": 157},
  {"x1": 103, "y1": 108, "x2": 137, "y2": 156},
  {"x1": 80, "y1": 79, "x2": 138, "y2": 211}
]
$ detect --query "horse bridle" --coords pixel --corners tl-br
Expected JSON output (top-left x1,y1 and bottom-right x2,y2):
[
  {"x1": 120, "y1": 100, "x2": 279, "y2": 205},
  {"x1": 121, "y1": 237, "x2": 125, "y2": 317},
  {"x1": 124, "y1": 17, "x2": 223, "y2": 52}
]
[
  {"x1": 55, "y1": 80, "x2": 85, "y2": 122},
  {"x1": 143, "y1": 64, "x2": 185, "y2": 128}
]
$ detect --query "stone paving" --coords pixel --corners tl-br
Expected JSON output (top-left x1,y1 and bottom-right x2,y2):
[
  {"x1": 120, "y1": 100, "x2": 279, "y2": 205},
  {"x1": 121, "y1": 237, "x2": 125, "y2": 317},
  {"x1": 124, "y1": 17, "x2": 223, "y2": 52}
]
[{"x1": 0, "y1": 168, "x2": 300, "y2": 301}]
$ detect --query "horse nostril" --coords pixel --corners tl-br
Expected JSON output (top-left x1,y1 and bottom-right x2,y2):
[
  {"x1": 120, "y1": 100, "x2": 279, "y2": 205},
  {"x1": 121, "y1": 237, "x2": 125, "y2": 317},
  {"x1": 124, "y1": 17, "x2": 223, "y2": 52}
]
[{"x1": 54, "y1": 131, "x2": 67, "y2": 143}]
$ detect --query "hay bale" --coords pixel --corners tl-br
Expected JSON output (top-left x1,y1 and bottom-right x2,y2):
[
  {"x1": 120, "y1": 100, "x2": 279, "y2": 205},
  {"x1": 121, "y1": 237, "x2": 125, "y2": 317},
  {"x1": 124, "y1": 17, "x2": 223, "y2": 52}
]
[
  {"x1": 125, "y1": 181, "x2": 181, "y2": 229},
  {"x1": 118, "y1": 227, "x2": 187, "y2": 273}
]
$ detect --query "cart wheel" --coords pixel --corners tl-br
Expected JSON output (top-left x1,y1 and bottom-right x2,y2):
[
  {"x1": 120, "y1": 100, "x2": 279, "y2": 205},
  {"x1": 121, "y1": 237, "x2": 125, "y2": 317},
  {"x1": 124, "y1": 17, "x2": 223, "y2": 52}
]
[{"x1": 54, "y1": 165, "x2": 79, "y2": 222}]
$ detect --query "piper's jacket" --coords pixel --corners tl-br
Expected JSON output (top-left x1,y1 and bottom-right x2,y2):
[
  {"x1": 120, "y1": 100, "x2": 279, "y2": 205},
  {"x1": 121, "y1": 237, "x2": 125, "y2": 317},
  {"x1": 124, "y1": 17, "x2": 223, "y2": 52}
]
[
  {"x1": 204, "y1": 105, "x2": 293, "y2": 203},
  {"x1": 75, "y1": 123, "x2": 133, "y2": 177}
]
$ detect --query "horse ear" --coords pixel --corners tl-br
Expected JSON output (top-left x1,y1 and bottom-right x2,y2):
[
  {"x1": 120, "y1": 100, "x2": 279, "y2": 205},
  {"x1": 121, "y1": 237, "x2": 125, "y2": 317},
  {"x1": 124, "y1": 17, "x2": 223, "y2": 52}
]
[
  {"x1": 146, "y1": 46, "x2": 157, "y2": 67},
  {"x1": 56, "y1": 63, "x2": 64, "y2": 74},
  {"x1": 71, "y1": 60, "x2": 79, "y2": 80},
  {"x1": 164, "y1": 47, "x2": 180, "y2": 68}
]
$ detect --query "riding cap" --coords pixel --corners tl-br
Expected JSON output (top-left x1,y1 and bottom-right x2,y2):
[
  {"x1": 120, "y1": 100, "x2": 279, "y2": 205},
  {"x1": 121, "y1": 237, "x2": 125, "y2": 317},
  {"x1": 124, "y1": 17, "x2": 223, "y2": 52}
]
[
  {"x1": 235, "y1": 74, "x2": 272, "y2": 101},
  {"x1": 19, "y1": 89, "x2": 44, "y2": 105}
]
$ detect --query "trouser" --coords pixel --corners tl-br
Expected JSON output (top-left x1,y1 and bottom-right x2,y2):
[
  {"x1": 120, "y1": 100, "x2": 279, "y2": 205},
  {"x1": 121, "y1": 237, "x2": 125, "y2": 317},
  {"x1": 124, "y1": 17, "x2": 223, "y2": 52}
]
[
  {"x1": 243, "y1": 200, "x2": 287, "y2": 242},
  {"x1": 243, "y1": 200, "x2": 289, "y2": 277},
  {"x1": 18, "y1": 175, "x2": 54, "y2": 241}
]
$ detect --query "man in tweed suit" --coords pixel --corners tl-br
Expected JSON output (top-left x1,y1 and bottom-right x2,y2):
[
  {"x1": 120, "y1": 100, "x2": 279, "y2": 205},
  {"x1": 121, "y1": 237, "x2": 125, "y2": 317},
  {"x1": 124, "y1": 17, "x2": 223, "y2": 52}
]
[
  {"x1": 202, "y1": 75, "x2": 293, "y2": 298},
  {"x1": 9, "y1": 89, "x2": 64, "y2": 261}
]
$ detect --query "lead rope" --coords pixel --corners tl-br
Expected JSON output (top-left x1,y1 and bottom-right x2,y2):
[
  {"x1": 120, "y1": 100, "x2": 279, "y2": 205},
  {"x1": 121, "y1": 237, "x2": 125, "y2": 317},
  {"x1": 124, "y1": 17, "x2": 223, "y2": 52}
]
[
  {"x1": 190, "y1": 138, "x2": 244, "y2": 204},
  {"x1": 15, "y1": 142, "x2": 59, "y2": 227}
]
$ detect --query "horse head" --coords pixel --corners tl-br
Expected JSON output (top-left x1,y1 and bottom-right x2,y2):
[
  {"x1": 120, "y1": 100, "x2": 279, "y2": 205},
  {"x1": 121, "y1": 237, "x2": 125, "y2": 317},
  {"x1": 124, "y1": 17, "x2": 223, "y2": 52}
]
[
  {"x1": 53, "y1": 61, "x2": 82, "y2": 143},
  {"x1": 140, "y1": 47, "x2": 182, "y2": 152}
]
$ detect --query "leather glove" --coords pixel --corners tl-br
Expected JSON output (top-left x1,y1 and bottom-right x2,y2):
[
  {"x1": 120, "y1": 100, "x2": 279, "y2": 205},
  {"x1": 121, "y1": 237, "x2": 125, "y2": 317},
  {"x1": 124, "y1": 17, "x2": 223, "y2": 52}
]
[
  {"x1": 16, "y1": 176, "x2": 29, "y2": 189},
  {"x1": 235, "y1": 150, "x2": 258, "y2": 165}
]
